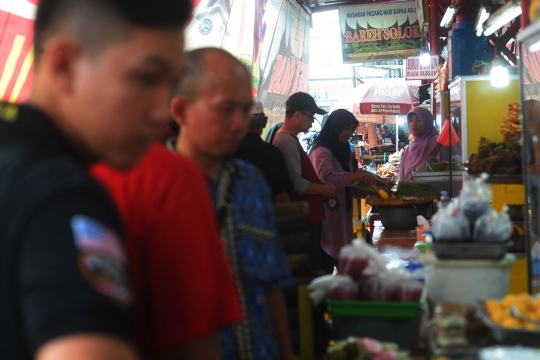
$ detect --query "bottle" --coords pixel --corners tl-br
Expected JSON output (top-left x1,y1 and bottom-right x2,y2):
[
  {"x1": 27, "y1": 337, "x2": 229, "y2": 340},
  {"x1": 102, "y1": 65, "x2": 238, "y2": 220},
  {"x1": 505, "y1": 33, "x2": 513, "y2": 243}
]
[{"x1": 439, "y1": 191, "x2": 450, "y2": 207}]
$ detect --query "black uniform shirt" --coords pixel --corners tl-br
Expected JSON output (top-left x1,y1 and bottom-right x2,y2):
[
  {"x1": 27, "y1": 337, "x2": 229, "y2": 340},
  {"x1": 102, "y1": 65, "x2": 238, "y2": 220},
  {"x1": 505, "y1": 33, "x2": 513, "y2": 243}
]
[
  {"x1": 0, "y1": 103, "x2": 133, "y2": 359},
  {"x1": 235, "y1": 132, "x2": 294, "y2": 200}
]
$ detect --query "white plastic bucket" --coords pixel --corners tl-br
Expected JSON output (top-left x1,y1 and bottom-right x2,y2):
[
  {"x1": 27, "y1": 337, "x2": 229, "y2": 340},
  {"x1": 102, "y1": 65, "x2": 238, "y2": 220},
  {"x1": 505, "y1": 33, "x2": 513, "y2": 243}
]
[{"x1": 420, "y1": 253, "x2": 516, "y2": 305}]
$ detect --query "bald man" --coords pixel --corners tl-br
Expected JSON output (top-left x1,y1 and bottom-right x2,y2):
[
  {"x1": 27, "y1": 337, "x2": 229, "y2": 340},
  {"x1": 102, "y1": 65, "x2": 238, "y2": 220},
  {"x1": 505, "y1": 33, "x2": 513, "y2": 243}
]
[{"x1": 170, "y1": 48, "x2": 294, "y2": 360}]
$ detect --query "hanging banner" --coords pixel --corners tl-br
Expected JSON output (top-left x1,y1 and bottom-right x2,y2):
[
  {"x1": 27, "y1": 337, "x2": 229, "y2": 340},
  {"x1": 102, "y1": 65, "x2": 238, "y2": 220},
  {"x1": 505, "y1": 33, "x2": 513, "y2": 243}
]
[
  {"x1": 221, "y1": 0, "x2": 255, "y2": 72},
  {"x1": 338, "y1": 1, "x2": 422, "y2": 63},
  {"x1": 252, "y1": 0, "x2": 269, "y2": 96},
  {"x1": 405, "y1": 55, "x2": 439, "y2": 80},
  {"x1": 415, "y1": 0, "x2": 429, "y2": 33},
  {"x1": 258, "y1": 0, "x2": 311, "y2": 128},
  {"x1": 185, "y1": 0, "x2": 270, "y2": 97},
  {"x1": 0, "y1": 0, "x2": 37, "y2": 104}
]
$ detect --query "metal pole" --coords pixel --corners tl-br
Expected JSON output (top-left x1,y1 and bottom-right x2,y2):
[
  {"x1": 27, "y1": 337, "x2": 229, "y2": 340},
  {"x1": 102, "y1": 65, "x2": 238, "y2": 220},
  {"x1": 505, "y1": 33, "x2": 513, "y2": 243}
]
[{"x1": 429, "y1": 0, "x2": 440, "y2": 56}]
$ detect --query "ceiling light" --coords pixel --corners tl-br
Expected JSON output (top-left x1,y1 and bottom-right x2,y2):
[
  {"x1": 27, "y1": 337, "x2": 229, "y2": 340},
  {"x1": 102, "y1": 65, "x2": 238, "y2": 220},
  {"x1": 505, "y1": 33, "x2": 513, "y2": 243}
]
[
  {"x1": 491, "y1": 53, "x2": 509, "y2": 88},
  {"x1": 419, "y1": 46, "x2": 431, "y2": 66},
  {"x1": 475, "y1": 6, "x2": 490, "y2": 36},
  {"x1": 483, "y1": 0, "x2": 522, "y2": 36},
  {"x1": 440, "y1": 4, "x2": 458, "y2": 28}
]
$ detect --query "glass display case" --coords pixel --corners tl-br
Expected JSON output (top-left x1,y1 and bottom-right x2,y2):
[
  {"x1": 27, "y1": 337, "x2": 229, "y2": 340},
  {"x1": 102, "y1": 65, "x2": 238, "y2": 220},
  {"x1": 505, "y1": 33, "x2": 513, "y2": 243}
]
[{"x1": 517, "y1": 21, "x2": 540, "y2": 292}]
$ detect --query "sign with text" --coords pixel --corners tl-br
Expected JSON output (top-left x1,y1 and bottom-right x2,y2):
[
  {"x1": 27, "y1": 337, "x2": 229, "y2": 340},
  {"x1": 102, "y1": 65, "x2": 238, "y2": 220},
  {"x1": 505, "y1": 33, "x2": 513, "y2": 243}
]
[
  {"x1": 338, "y1": 1, "x2": 422, "y2": 63},
  {"x1": 406, "y1": 55, "x2": 439, "y2": 80},
  {"x1": 258, "y1": 0, "x2": 310, "y2": 128}
]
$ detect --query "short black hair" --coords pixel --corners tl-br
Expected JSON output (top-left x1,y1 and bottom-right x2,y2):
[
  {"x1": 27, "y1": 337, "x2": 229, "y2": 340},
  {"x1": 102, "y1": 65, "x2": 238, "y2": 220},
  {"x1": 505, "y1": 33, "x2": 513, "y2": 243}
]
[
  {"x1": 35, "y1": 0, "x2": 192, "y2": 52},
  {"x1": 250, "y1": 113, "x2": 267, "y2": 130}
]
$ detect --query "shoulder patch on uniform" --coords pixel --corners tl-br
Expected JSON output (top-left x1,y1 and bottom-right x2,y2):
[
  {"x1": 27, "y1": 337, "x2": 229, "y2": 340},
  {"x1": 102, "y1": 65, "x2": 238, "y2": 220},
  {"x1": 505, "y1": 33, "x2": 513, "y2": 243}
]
[
  {"x1": 71, "y1": 215, "x2": 132, "y2": 307},
  {"x1": 71, "y1": 215, "x2": 126, "y2": 262}
]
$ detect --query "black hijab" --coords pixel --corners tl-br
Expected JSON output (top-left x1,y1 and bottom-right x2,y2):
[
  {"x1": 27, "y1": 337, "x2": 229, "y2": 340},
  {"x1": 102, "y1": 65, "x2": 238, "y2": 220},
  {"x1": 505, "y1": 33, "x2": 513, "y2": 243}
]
[{"x1": 311, "y1": 109, "x2": 359, "y2": 211}]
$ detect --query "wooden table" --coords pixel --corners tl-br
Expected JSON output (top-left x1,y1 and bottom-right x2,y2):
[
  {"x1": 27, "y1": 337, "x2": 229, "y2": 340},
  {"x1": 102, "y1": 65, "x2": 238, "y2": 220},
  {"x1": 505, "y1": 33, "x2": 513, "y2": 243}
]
[{"x1": 371, "y1": 221, "x2": 417, "y2": 252}]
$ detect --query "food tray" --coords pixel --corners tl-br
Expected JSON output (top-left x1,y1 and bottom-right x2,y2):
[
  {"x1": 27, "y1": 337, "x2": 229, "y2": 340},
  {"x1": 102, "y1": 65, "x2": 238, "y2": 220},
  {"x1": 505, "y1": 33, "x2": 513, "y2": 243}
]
[
  {"x1": 476, "y1": 301, "x2": 540, "y2": 346},
  {"x1": 352, "y1": 169, "x2": 394, "y2": 192},
  {"x1": 432, "y1": 241, "x2": 512, "y2": 260},
  {"x1": 427, "y1": 325, "x2": 481, "y2": 359}
]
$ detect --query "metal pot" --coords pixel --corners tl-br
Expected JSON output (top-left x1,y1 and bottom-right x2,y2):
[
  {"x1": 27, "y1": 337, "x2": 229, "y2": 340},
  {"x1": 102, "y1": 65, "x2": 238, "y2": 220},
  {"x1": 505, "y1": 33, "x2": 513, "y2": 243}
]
[{"x1": 378, "y1": 203, "x2": 434, "y2": 229}]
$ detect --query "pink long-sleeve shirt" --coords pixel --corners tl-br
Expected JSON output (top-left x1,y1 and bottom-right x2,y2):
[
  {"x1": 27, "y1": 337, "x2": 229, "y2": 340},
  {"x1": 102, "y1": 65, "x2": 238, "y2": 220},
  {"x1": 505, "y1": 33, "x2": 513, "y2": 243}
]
[{"x1": 309, "y1": 146, "x2": 365, "y2": 258}]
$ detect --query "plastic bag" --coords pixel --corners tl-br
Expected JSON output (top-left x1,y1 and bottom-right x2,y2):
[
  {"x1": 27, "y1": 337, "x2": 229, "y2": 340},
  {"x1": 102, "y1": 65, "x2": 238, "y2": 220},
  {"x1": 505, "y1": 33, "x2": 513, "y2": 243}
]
[
  {"x1": 337, "y1": 244, "x2": 369, "y2": 282},
  {"x1": 395, "y1": 279, "x2": 424, "y2": 302},
  {"x1": 328, "y1": 275, "x2": 359, "y2": 300},
  {"x1": 459, "y1": 173, "x2": 492, "y2": 224},
  {"x1": 432, "y1": 200, "x2": 471, "y2": 240},
  {"x1": 307, "y1": 275, "x2": 335, "y2": 306},
  {"x1": 360, "y1": 275, "x2": 397, "y2": 301},
  {"x1": 437, "y1": 117, "x2": 460, "y2": 147},
  {"x1": 473, "y1": 206, "x2": 513, "y2": 242},
  {"x1": 338, "y1": 240, "x2": 388, "y2": 282}
]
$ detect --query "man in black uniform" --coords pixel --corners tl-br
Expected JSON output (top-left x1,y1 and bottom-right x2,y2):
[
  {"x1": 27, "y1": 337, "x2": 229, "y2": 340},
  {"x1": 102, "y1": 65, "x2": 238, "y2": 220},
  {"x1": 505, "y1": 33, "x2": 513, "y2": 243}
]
[
  {"x1": 0, "y1": 0, "x2": 190, "y2": 359},
  {"x1": 235, "y1": 101, "x2": 294, "y2": 203}
]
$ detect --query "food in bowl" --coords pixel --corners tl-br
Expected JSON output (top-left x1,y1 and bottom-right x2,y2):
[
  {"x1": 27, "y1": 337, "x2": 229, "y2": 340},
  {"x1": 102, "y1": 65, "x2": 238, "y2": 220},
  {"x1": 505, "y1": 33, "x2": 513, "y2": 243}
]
[{"x1": 428, "y1": 162, "x2": 449, "y2": 172}]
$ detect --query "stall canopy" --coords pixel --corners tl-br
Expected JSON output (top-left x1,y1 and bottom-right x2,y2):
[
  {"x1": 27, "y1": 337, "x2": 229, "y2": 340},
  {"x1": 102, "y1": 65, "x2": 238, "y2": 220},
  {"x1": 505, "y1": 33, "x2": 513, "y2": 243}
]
[
  {"x1": 359, "y1": 79, "x2": 420, "y2": 115},
  {"x1": 332, "y1": 79, "x2": 420, "y2": 120},
  {"x1": 332, "y1": 83, "x2": 384, "y2": 123}
]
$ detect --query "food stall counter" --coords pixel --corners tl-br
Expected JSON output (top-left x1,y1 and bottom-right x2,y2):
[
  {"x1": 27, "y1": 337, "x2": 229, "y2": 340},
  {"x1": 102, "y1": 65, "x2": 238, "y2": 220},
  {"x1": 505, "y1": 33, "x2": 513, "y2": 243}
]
[{"x1": 411, "y1": 171, "x2": 463, "y2": 197}]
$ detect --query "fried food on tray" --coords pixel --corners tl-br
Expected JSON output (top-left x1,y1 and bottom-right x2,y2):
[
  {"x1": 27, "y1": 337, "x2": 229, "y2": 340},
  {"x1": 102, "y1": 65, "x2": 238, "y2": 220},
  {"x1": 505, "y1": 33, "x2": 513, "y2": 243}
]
[
  {"x1": 500, "y1": 102, "x2": 521, "y2": 138},
  {"x1": 467, "y1": 137, "x2": 521, "y2": 175}
]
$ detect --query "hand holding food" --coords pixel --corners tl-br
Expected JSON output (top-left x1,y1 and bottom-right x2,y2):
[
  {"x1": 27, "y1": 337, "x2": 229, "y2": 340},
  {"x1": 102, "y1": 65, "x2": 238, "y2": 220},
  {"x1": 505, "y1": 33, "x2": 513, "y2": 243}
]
[{"x1": 358, "y1": 173, "x2": 377, "y2": 186}]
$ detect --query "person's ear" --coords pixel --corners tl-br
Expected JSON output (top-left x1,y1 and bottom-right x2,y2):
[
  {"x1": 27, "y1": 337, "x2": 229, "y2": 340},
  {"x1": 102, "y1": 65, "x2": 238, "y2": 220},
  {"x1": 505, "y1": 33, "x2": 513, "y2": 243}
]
[
  {"x1": 170, "y1": 95, "x2": 190, "y2": 128},
  {"x1": 263, "y1": 116, "x2": 268, "y2": 129},
  {"x1": 42, "y1": 36, "x2": 82, "y2": 95}
]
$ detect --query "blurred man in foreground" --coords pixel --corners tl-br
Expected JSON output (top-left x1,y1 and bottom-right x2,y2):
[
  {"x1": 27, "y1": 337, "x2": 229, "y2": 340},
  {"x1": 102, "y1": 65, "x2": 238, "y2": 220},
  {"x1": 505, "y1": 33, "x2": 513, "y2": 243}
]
[
  {"x1": 0, "y1": 0, "x2": 190, "y2": 358},
  {"x1": 92, "y1": 143, "x2": 243, "y2": 359},
  {"x1": 171, "y1": 47, "x2": 294, "y2": 360}
]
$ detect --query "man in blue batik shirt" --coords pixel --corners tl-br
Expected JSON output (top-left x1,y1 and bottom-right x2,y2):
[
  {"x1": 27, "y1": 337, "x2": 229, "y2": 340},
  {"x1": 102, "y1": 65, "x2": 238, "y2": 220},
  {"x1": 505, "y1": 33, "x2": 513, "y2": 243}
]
[{"x1": 171, "y1": 47, "x2": 294, "y2": 360}]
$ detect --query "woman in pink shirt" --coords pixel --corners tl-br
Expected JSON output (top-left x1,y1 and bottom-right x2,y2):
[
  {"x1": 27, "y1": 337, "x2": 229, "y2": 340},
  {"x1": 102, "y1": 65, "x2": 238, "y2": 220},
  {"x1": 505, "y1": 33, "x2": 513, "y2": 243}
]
[{"x1": 309, "y1": 109, "x2": 375, "y2": 272}]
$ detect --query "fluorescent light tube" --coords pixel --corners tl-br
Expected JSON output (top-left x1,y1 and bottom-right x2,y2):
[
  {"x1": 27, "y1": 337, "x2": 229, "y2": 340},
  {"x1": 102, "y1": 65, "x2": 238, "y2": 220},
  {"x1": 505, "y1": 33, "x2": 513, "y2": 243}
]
[
  {"x1": 483, "y1": 1, "x2": 522, "y2": 36},
  {"x1": 440, "y1": 5, "x2": 458, "y2": 28},
  {"x1": 475, "y1": 7, "x2": 490, "y2": 36}
]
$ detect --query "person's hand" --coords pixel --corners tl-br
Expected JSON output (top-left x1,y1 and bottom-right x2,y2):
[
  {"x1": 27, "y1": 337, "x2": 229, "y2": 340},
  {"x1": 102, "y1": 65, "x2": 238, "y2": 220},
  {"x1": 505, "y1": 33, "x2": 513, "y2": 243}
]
[
  {"x1": 320, "y1": 181, "x2": 337, "y2": 198},
  {"x1": 358, "y1": 173, "x2": 377, "y2": 186}
]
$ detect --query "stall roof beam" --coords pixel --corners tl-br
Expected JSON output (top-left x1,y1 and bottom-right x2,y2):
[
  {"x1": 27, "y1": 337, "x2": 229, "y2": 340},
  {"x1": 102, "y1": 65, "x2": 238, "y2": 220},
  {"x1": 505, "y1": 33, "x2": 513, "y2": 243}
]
[
  {"x1": 489, "y1": 35, "x2": 518, "y2": 65},
  {"x1": 500, "y1": 17, "x2": 521, "y2": 45}
]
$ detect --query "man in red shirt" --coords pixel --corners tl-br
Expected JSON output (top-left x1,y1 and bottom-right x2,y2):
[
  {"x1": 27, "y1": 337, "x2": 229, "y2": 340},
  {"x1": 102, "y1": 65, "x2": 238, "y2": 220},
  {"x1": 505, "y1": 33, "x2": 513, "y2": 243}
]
[{"x1": 92, "y1": 144, "x2": 243, "y2": 359}]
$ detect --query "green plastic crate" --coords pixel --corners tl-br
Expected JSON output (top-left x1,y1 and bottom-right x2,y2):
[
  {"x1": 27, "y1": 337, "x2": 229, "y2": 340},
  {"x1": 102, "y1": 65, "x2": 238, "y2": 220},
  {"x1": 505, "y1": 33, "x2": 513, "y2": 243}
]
[
  {"x1": 326, "y1": 300, "x2": 424, "y2": 350},
  {"x1": 327, "y1": 300, "x2": 422, "y2": 318}
]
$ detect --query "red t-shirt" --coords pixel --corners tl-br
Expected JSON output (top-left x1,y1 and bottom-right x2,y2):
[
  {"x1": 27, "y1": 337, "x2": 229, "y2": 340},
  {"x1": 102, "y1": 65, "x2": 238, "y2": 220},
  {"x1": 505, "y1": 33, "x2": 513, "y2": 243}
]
[{"x1": 92, "y1": 144, "x2": 243, "y2": 357}]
